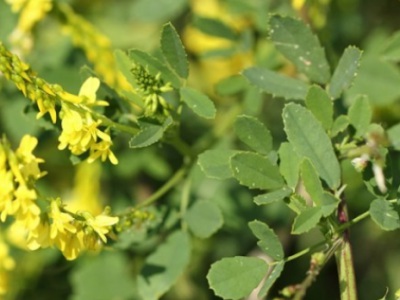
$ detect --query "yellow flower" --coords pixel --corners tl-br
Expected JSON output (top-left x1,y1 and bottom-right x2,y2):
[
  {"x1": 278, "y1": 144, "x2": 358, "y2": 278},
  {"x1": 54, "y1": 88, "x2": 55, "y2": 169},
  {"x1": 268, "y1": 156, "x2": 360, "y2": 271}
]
[
  {"x1": 15, "y1": 135, "x2": 46, "y2": 181},
  {"x1": 0, "y1": 170, "x2": 15, "y2": 222},
  {"x1": 88, "y1": 139, "x2": 118, "y2": 165},
  {"x1": 58, "y1": 107, "x2": 101, "y2": 155},
  {"x1": 79, "y1": 77, "x2": 108, "y2": 106},
  {"x1": 56, "y1": 228, "x2": 85, "y2": 261},
  {"x1": 26, "y1": 220, "x2": 52, "y2": 250},
  {"x1": 48, "y1": 200, "x2": 76, "y2": 240},
  {"x1": 85, "y1": 213, "x2": 119, "y2": 243},
  {"x1": 7, "y1": 0, "x2": 53, "y2": 53},
  {"x1": 13, "y1": 185, "x2": 41, "y2": 231}
]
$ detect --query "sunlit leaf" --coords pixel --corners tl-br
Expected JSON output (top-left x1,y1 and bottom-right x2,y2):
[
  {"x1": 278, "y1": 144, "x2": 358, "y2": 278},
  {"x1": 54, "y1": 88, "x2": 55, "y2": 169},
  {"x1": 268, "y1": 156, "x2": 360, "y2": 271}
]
[
  {"x1": 234, "y1": 115, "x2": 273, "y2": 155},
  {"x1": 369, "y1": 199, "x2": 400, "y2": 231},
  {"x1": 207, "y1": 256, "x2": 268, "y2": 300},
  {"x1": 254, "y1": 187, "x2": 292, "y2": 205},
  {"x1": 243, "y1": 67, "x2": 309, "y2": 100},
  {"x1": 180, "y1": 87, "x2": 216, "y2": 119},
  {"x1": 257, "y1": 262, "x2": 284, "y2": 298},
  {"x1": 305, "y1": 85, "x2": 333, "y2": 130},
  {"x1": 129, "y1": 117, "x2": 172, "y2": 148},
  {"x1": 283, "y1": 103, "x2": 341, "y2": 189},
  {"x1": 328, "y1": 46, "x2": 362, "y2": 99},
  {"x1": 348, "y1": 95, "x2": 372, "y2": 137},
  {"x1": 292, "y1": 207, "x2": 323, "y2": 234},
  {"x1": 248, "y1": 220, "x2": 284, "y2": 260},
  {"x1": 269, "y1": 15, "x2": 330, "y2": 84},
  {"x1": 278, "y1": 142, "x2": 301, "y2": 189},
  {"x1": 231, "y1": 152, "x2": 284, "y2": 190}
]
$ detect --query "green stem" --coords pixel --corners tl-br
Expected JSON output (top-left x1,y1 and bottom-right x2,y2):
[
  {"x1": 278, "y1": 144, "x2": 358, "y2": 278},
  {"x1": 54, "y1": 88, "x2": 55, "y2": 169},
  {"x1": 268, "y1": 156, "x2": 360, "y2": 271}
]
[
  {"x1": 180, "y1": 177, "x2": 192, "y2": 231},
  {"x1": 135, "y1": 166, "x2": 188, "y2": 209},
  {"x1": 283, "y1": 240, "x2": 327, "y2": 263},
  {"x1": 336, "y1": 239, "x2": 358, "y2": 300},
  {"x1": 335, "y1": 200, "x2": 358, "y2": 300}
]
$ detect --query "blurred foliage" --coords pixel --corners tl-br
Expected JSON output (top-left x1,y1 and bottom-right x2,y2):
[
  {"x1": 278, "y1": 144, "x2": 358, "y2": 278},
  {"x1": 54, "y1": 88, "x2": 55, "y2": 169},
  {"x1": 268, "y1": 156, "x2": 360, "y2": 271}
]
[{"x1": 1, "y1": 0, "x2": 400, "y2": 300}]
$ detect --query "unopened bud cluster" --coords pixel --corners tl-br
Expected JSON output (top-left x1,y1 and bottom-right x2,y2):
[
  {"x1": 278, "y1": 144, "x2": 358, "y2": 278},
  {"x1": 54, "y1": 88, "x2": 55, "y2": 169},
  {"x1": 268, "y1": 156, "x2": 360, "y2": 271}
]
[{"x1": 131, "y1": 64, "x2": 173, "y2": 116}]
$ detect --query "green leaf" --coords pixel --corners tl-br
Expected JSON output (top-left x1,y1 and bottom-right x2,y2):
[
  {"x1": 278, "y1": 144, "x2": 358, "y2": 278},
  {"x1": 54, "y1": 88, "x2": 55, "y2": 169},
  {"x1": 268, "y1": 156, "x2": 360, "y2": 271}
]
[
  {"x1": 387, "y1": 123, "x2": 400, "y2": 150},
  {"x1": 248, "y1": 220, "x2": 284, "y2": 260},
  {"x1": 328, "y1": 46, "x2": 362, "y2": 99},
  {"x1": 348, "y1": 95, "x2": 372, "y2": 137},
  {"x1": 292, "y1": 207, "x2": 323, "y2": 234},
  {"x1": 269, "y1": 15, "x2": 330, "y2": 84},
  {"x1": 184, "y1": 201, "x2": 224, "y2": 238},
  {"x1": 129, "y1": 117, "x2": 172, "y2": 148},
  {"x1": 283, "y1": 103, "x2": 341, "y2": 189},
  {"x1": 207, "y1": 256, "x2": 268, "y2": 300},
  {"x1": 257, "y1": 261, "x2": 285, "y2": 298},
  {"x1": 321, "y1": 192, "x2": 340, "y2": 217},
  {"x1": 70, "y1": 252, "x2": 136, "y2": 300},
  {"x1": 243, "y1": 67, "x2": 309, "y2": 100},
  {"x1": 192, "y1": 16, "x2": 238, "y2": 40},
  {"x1": 254, "y1": 187, "x2": 292, "y2": 205},
  {"x1": 346, "y1": 55, "x2": 400, "y2": 106},
  {"x1": 161, "y1": 23, "x2": 189, "y2": 79},
  {"x1": 114, "y1": 49, "x2": 137, "y2": 89},
  {"x1": 114, "y1": 50, "x2": 144, "y2": 106},
  {"x1": 129, "y1": 49, "x2": 181, "y2": 88},
  {"x1": 278, "y1": 142, "x2": 301, "y2": 190},
  {"x1": 305, "y1": 85, "x2": 333, "y2": 130},
  {"x1": 381, "y1": 31, "x2": 400, "y2": 62},
  {"x1": 234, "y1": 115, "x2": 273, "y2": 155},
  {"x1": 300, "y1": 159, "x2": 323, "y2": 206},
  {"x1": 331, "y1": 115, "x2": 349, "y2": 137},
  {"x1": 138, "y1": 231, "x2": 191, "y2": 300},
  {"x1": 231, "y1": 152, "x2": 284, "y2": 190},
  {"x1": 369, "y1": 199, "x2": 400, "y2": 231},
  {"x1": 287, "y1": 194, "x2": 308, "y2": 214},
  {"x1": 180, "y1": 87, "x2": 216, "y2": 119},
  {"x1": 215, "y1": 75, "x2": 248, "y2": 96},
  {"x1": 198, "y1": 149, "x2": 239, "y2": 179}
]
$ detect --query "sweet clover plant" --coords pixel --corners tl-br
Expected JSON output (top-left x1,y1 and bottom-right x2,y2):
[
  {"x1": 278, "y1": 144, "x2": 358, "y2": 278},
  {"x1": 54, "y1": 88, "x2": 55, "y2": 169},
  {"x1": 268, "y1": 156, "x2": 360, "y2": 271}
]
[{"x1": 1, "y1": 1, "x2": 400, "y2": 300}]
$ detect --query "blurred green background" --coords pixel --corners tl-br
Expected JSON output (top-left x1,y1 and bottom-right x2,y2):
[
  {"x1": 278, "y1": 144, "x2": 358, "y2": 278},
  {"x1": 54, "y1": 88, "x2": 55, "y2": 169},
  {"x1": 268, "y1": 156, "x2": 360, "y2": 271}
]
[{"x1": 1, "y1": 0, "x2": 400, "y2": 299}]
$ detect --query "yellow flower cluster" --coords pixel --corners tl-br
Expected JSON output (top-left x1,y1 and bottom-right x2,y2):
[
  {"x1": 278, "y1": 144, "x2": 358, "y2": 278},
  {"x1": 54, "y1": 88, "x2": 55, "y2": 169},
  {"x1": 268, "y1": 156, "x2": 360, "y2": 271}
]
[
  {"x1": 27, "y1": 199, "x2": 119, "y2": 260},
  {"x1": 58, "y1": 77, "x2": 118, "y2": 165},
  {"x1": 0, "y1": 136, "x2": 119, "y2": 261},
  {"x1": 183, "y1": 0, "x2": 253, "y2": 89},
  {"x1": 6, "y1": 0, "x2": 53, "y2": 54},
  {"x1": 57, "y1": 3, "x2": 131, "y2": 92},
  {"x1": 0, "y1": 43, "x2": 118, "y2": 164},
  {"x1": 0, "y1": 135, "x2": 45, "y2": 232}
]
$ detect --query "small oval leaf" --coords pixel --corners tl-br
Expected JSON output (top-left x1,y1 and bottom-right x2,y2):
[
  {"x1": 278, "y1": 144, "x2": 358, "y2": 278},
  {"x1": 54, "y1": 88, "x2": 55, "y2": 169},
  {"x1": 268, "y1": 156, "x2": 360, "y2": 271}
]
[
  {"x1": 370, "y1": 199, "x2": 400, "y2": 231},
  {"x1": 180, "y1": 87, "x2": 216, "y2": 119},
  {"x1": 161, "y1": 23, "x2": 189, "y2": 79},
  {"x1": 231, "y1": 152, "x2": 284, "y2": 190},
  {"x1": 234, "y1": 115, "x2": 273, "y2": 154},
  {"x1": 207, "y1": 256, "x2": 268, "y2": 300}
]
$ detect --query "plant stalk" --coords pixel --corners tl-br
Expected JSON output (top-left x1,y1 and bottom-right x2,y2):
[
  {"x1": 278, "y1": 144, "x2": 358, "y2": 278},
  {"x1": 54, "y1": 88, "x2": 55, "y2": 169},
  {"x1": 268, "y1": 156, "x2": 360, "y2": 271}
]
[{"x1": 335, "y1": 200, "x2": 358, "y2": 300}]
